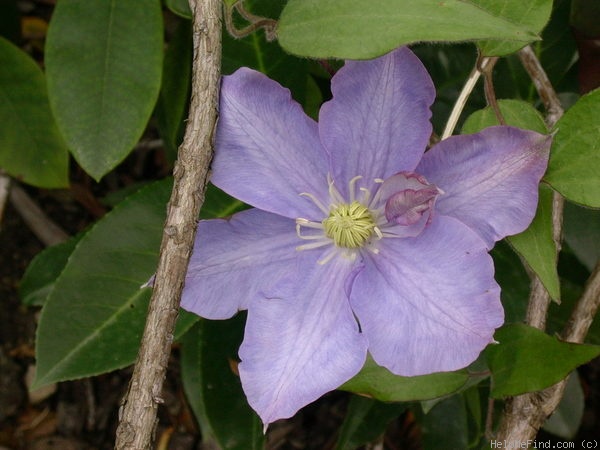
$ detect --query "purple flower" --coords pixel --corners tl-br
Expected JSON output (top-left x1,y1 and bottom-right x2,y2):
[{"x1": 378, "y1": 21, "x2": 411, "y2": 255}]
[{"x1": 182, "y1": 48, "x2": 551, "y2": 427}]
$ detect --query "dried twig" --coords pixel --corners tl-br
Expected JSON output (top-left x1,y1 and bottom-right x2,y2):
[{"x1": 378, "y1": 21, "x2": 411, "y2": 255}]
[
  {"x1": 496, "y1": 263, "x2": 600, "y2": 442},
  {"x1": 479, "y1": 56, "x2": 505, "y2": 125},
  {"x1": 0, "y1": 173, "x2": 10, "y2": 225},
  {"x1": 441, "y1": 56, "x2": 493, "y2": 139},
  {"x1": 492, "y1": 45, "x2": 599, "y2": 446},
  {"x1": 519, "y1": 44, "x2": 565, "y2": 330},
  {"x1": 224, "y1": 0, "x2": 277, "y2": 41},
  {"x1": 8, "y1": 182, "x2": 69, "y2": 246},
  {"x1": 114, "y1": 0, "x2": 222, "y2": 448},
  {"x1": 518, "y1": 46, "x2": 564, "y2": 128}
]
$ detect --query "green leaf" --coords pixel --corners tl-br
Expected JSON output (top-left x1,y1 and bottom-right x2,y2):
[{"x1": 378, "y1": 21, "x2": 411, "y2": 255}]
[
  {"x1": 335, "y1": 396, "x2": 406, "y2": 450},
  {"x1": 563, "y1": 202, "x2": 600, "y2": 272},
  {"x1": 45, "y1": 0, "x2": 163, "y2": 181},
  {"x1": 200, "y1": 183, "x2": 247, "y2": 219},
  {"x1": 461, "y1": 102, "x2": 559, "y2": 301},
  {"x1": 0, "y1": 37, "x2": 69, "y2": 188},
  {"x1": 461, "y1": 99, "x2": 548, "y2": 134},
  {"x1": 19, "y1": 233, "x2": 83, "y2": 306},
  {"x1": 543, "y1": 372, "x2": 584, "y2": 439},
  {"x1": 508, "y1": 185, "x2": 560, "y2": 301},
  {"x1": 545, "y1": 89, "x2": 600, "y2": 207},
  {"x1": 420, "y1": 395, "x2": 468, "y2": 450},
  {"x1": 181, "y1": 316, "x2": 264, "y2": 450},
  {"x1": 32, "y1": 180, "x2": 246, "y2": 388},
  {"x1": 546, "y1": 270, "x2": 600, "y2": 347},
  {"x1": 223, "y1": 1, "x2": 308, "y2": 104},
  {"x1": 156, "y1": 19, "x2": 193, "y2": 162},
  {"x1": 492, "y1": 242, "x2": 530, "y2": 323},
  {"x1": 164, "y1": 0, "x2": 192, "y2": 18},
  {"x1": 486, "y1": 324, "x2": 600, "y2": 398},
  {"x1": 475, "y1": 0, "x2": 553, "y2": 56},
  {"x1": 277, "y1": 0, "x2": 538, "y2": 60},
  {"x1": 341, "y1": 357, "x2": 468, "y2": 402},
  {"x1": 33, "y1": 180, "x2": 172, "y2": 388}
]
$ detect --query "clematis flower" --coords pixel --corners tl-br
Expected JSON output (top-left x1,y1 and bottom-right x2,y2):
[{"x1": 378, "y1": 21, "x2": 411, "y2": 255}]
[{"x1": 182, "y1": 47, "x2": 551, "y2": 427}]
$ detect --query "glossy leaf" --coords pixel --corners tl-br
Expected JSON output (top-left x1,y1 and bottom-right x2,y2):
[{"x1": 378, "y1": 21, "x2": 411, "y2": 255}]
[
  {"x1": 563, "y1": 202, "x2": 600, "y2": 272},
  {"x1": 45, "y1": 0, "x2": 163, "y2": 181},
  {"x1": 156, "y1": 20, "x2": 193, "y2": 161},
  {"x1": 200, "y1": 183, "x2": 247, "y2": 219},
  {"x1": 491, "y1": 244, "x2": 530, "y2": 323},
  {"x1": 486, "y1": 324, "x2": 600, "y2": 398},
  {"x1": 341, "y1": 357, "x2": 468, "y2": 402},
  {"x1": 546, "y1": 268, "x2": 600, "y2": 347},
  {"x1": 181, "y1": 316, "x2": 264, "y2": 450},
  {"x1": 33, "y1": 180, "x2": 173, "y2": 388},
  {"x1": 461, "y1": 99, "x2": 548, "y2": 134},
  {"x1": 164, "y1": 0, "x2": 192, "y2": 18},
  {"x1": 19, "y1": 234, "x2": 83, "y2": 306},
  {"x1": 545, "y1": 89, "x2": 600, "y2": 207},
  {"x1": 277, "y1": 0, "x2": 538, "y2": 59},
  {"x1": 0, "y1": 37, "x2": 68, "y2": 188},
  {"x1": 421, "y1": 395, "x2": 468, "y2": 450},
  {"x1": 508, "y1": 185, "x2": 560, "y2": 301},
  {"x1": 543, "y1": 372, "x2": 584, "y2": 439},
  {"x1": 223, "y1": 0, "x2": 308, "y2": 104},
  {"x1": 335, "y1": 396, "x2": 405, "y2": 450},
  {"x1": 475, "y1": 0, "x2": 553, "y2": 56},
  {"x1": 461, "y1": 101, "x2": 559, "y2": 300},
  {"x1": 32, "y1": 181, "x2": 245, "y2": 387}
]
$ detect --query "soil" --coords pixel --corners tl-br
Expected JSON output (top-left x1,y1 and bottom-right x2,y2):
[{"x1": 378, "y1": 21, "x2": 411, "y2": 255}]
[
  {"x1": 1, "y1": 2, "x2": 599, "y2": 448},
  {"x1": 0, "y1": 188, "x2": 424, "y2": 450},
  {"x1": 2, "y1": 173, "x2": 600, "y2": 450}
]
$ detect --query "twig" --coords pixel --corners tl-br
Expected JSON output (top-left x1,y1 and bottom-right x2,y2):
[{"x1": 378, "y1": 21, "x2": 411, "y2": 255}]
[
  {"x1": 114, "y1": 0, "x2": 221, "y2": 448},
  {"x1": 479, "y1": 56, "x2": 505, "y2": 125},
  {"x1": 441, "y1": 56, "x2": 493, "y2": 139},
  {"x1": 518, "y1": 45, "x2": 564, "y2": 128},
  {"x1": 0, "y1": 173, "x2": 10, "y2": 225},
  {"x1": 563, "y1": 262, "x2": 600, "y2": 343},
  {"x1": 496, "y1": 262, "x2": 600, "y2": 442},
  {"x1": 224, "y1": 0, "x2": 277, "y2": 41},
  {"x1": 519, "y1": 44, "x2": 564, "y2": 329},
  {"x1": 8, "y1": 183, "x2": 69, "y2": 246},
  {"x1": 494, "y1": 45, "x2": 579, "y2": 445}
]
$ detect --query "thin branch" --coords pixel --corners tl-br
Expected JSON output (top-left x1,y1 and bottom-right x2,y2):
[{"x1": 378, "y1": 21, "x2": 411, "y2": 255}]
[
  {"x1": 518, "y1": 45, "x2": 564, "y2": 128},
  {"x1": 441, "y1": 56, "x2": 493, "y2": 139},
  {"x1": 0, "y1": 173, "x2": 10, "y2": 226},
  {"x1": 8, "y1": 183, "x2": 69, "y2": 246},
  {"x1": 563, "y1": 262, "x2": 600, "y2": 343},
  {"x1": 114, "y1": 0, "x2": 221, "y2": 448},
  {"x1": 518, "y1": 44, "x2": 565, "y2": 329},
  {"x1": 479, "y1": 56, "x2": 505, "y2": 125},
  {"x1": 224, "y1": 1, "x2": 277, "y2": 41},
  {"x1": 494, "y1": 45, "x2": 581, "y2": 445},
  {"x1": 496, "y1": 262, "x2": 600, "y2": 443}
]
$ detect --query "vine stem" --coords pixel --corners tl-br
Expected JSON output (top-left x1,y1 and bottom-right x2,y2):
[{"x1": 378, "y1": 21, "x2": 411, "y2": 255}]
[
  {"x1": 441, "y1": 55, "x2": 493, "y2": 139},
  {"x1": 114, "y1": 0, "x2": 221, "y2": 448},
  {"x1": 493, "y1": 45, "x2": 600, "y2": 445}
]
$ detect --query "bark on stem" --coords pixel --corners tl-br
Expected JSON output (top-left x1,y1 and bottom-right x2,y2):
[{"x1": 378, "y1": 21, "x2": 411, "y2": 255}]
[
  {"x1": 114, "y1": 1, "x2": 221, "y2": 448},
  {"x1": 493, "y1": 45, "x2": 599, "y2": 446}
]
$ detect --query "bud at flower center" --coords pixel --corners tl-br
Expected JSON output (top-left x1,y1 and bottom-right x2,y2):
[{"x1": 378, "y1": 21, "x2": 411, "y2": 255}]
[{"x1": 322, "y1": 201, "x2": 376, "y2": 248}]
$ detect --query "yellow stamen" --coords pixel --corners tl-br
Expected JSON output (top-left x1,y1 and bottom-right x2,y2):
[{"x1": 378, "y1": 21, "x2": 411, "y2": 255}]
[{"x1": 322, "y1": 201, "x2": 376, "y2": 248}]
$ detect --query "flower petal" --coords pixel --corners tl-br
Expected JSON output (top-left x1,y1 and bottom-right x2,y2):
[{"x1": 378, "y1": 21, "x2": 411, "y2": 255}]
[
  {"x1": 239, "y1": 253, "x2": 367, "y2": 427},
  {"x1": 417, "y1": 126, "x2": 551, "y2": 248},
  {"x1": 351, "y1": 215, "x2": 503, "y2": 376},
  {"x1": 181, "y1": 208, "x2": 299, "y2": 319},
  {"x1": 319, "y1": 47, "x2": 435, "y2": 196},
  {"x1": 212, "y1": 68, "x2": 329, "y2": 220}
]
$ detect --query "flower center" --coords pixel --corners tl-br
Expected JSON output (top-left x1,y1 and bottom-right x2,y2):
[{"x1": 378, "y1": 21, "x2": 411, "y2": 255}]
[{"x1": 322, "y1": 201, "x2": 376, "y2": 248}]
